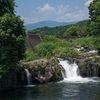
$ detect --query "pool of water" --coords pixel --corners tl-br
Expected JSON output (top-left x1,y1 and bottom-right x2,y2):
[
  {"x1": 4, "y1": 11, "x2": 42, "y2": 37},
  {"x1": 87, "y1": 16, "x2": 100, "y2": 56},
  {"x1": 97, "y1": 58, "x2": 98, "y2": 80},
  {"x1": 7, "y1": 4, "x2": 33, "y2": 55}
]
[{"x1": 1, "y1": 78, "x2": 100, "y2": 100}]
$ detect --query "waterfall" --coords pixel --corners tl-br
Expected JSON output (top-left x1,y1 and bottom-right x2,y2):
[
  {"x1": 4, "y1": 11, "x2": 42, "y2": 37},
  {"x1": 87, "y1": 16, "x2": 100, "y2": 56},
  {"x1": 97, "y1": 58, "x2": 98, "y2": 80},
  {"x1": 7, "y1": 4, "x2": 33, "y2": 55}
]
[
  {"x1": 58, "y1": 58, "x2": 80, "y2": 79},
  {"x1": 58, "y1": 58, "x2": 98, "y2": 83},
  {"x1": 25, "y1": 69, "x2": 31, "y2": 85}
]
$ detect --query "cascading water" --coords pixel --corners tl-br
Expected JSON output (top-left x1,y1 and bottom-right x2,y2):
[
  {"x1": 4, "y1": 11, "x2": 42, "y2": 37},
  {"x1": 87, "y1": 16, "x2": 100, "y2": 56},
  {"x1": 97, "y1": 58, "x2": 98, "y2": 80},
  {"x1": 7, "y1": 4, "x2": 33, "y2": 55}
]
[
  {"x1": 58, "y1": 58, "x2": 99, "y2": 83},
  {"x1": 59, "y1": 59, "x2": 80, "y2": 78},
  {"x1": 24, "y1": 69, "x2": 35, "y2": 87},
  {"x1": 25, "y1": 69, "x2": 31, "y2": 85}
]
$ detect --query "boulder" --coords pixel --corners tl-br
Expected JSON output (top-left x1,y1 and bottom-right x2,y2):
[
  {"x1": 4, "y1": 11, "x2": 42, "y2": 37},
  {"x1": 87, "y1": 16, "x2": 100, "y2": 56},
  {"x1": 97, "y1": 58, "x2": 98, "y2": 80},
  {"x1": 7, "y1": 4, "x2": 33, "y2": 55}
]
[
  {"x1": 0, "y1": 65, "x2": 27, "y2": 91},
  {"x1": 22, "y1": 57, "x2": 63, "y2": 84}
]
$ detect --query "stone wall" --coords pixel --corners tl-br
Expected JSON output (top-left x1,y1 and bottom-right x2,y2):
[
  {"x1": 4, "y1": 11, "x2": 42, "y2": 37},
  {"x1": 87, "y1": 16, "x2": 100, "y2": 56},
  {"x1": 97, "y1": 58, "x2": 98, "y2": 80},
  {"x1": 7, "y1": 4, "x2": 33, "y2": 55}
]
[{"x1": 25, "y1": 34, "x2": 84, "y2": 49}]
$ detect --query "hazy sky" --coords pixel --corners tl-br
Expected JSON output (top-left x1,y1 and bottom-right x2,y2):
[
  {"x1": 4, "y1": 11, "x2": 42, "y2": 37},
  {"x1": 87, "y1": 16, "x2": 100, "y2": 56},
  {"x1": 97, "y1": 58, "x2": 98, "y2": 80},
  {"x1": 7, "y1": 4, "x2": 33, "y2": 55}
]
[{"x1": 14, "y1": 0, "x2": 93, "y2": 25}]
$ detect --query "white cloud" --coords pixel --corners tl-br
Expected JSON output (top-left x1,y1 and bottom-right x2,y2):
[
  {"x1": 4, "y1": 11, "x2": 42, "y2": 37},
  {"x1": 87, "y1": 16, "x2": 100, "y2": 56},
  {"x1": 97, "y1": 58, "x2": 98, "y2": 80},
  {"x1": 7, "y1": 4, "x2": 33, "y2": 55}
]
[
  {"x1": 84, "y1": 0, "x2": 93, "y2": 6},
  {"x1": 56, "y1": 8, "x2": 88, "y2": 22},
  {"x1": 56, "y1": 5, "x2": 69, "y2": 15},
  {"x1": 37, "y1": 3, "x2": 55, "y2": 14},
  {"x1": 21, "y1": 16, "x2": 39, "y2": 25},
  {"x1": 65, "y1": 13, "x2": 71, "y2": 17}
]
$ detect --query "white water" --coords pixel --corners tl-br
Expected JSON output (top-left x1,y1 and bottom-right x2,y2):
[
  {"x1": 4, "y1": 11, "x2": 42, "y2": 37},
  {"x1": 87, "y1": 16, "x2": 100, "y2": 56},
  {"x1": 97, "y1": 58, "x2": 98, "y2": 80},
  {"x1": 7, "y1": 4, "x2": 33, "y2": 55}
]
[
  {"x1": 86, "y1": 50, "x2": 98, "y2": 53},
  {"x1": 74, "y1": 47, "x2": 98, "y2": 53},
  {"x1": 58, "y1": 58, "x2": 100, "y2": 83},
  {"x1": 24, "y1": 69, "x2": 35, "y2": 87}
]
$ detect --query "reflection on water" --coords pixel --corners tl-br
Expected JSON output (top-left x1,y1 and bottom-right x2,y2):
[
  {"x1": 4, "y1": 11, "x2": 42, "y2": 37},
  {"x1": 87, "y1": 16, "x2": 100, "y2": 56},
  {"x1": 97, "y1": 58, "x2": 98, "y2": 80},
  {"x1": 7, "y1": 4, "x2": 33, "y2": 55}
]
[{"x1": 1, "y1": 79, "x2": 100, "y2": 100}]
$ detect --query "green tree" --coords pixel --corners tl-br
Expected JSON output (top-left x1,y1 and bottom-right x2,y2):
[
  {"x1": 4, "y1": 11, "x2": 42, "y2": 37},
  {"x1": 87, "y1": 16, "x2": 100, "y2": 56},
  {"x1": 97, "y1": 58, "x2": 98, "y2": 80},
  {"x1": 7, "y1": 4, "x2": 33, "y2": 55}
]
[
  {"x1": 0, "y1": 0, "x2": 26, "y2": 74},
  {"x1": 88, "y1": 0, "x2": 100, "y2": 55},
  {"x1": 64, "y1": 26, "x2": 80, "y2": 36},
  {"x1": 88, "y1": 0, "x2": 100, "y2": 36},
  {"x1": 0, "y1": 0, "x2": 16, "y2": 17}
]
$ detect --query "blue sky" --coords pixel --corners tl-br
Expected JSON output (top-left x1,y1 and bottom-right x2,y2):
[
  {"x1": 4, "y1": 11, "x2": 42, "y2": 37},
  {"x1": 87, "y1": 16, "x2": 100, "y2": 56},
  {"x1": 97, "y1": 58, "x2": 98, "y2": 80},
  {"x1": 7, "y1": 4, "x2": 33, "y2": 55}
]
[{"x1": 14, "y1": 0, "x2": 93, "y2": 25}]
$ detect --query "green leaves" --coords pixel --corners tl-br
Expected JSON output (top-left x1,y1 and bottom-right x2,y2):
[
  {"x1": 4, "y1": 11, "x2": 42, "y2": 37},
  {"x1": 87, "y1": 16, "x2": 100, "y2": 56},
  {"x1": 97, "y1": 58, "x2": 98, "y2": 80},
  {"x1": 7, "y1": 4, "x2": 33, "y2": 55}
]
[
  {"x1": 35, "y1": 42, "x2": 55, "y2": 56},
  {"x1": 0, "y1": 13, "x2": 26, "y2": 74},
  {"x1": 59, "y1": 47, "x2": 78, "y2": 58},
  {"x1": 64, "y1": 26, "x2": 81, "y2": 36},
  {"x1": 0, "y1": 0, "x2": 16, "y2": 17},
  {"x1": 0, "y1": 13, "x2": 26, "y2": 37}
]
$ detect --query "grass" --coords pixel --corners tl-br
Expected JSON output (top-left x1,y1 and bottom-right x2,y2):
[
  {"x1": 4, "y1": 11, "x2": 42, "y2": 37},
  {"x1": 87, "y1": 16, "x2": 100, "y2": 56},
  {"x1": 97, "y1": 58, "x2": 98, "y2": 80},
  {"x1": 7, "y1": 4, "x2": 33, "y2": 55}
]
[
  {"x1": 72, "y1": 37, "x2": 93, "y2": 47},
  {"x1": 23, "y1": 49, "x2": 35, "y2": 62}
]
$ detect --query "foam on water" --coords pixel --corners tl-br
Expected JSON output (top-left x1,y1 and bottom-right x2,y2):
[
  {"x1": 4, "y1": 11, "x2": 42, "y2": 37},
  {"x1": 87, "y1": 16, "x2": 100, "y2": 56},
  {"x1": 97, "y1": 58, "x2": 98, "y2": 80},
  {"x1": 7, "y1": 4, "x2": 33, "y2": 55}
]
[
  {"x1": 86, "y1": 50, "x2": 98, "y2": 53},
  {"x1": 58, "y1": 58, "x2": 100, "y2": 83}
]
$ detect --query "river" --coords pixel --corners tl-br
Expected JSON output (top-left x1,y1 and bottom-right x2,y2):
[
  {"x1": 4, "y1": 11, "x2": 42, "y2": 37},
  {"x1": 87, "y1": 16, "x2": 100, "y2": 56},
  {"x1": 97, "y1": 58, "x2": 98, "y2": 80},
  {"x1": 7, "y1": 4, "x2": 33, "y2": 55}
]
[
  {"x1": 1, "y1": 58, "x2": 100, "y2": 100},
  {"x1": 0, "y1": 79, "x2": 100, "y2": 100}
]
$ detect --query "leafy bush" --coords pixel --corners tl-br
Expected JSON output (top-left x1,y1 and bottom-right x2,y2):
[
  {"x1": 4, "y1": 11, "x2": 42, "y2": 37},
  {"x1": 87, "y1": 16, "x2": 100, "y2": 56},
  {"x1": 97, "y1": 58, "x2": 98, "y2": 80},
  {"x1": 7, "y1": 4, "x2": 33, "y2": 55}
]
[
  {"x1": 43, "y1": 35, "x2": 70, "y2": 47},
  {"x1": 93, "y1": 37, "x2": 100, "y2": 55},
  {"x1": 59, "y1": 47, "x2": 78, "y2": 58},
  {"x1": 72, "y1": 37, "x2": 93, "y2": 47},
  {"x1": 53, "y1": 47, "x2": 63, "y2": 56},
  {"x1": 23, "y1": 49, "x2": 35, "y2": 62},
  {"x1": 34, "y1": 42, "x2": 55, "y2": 56},
  {"x1": 68, "y1": 39, "x2": 73, "y2": 43}
]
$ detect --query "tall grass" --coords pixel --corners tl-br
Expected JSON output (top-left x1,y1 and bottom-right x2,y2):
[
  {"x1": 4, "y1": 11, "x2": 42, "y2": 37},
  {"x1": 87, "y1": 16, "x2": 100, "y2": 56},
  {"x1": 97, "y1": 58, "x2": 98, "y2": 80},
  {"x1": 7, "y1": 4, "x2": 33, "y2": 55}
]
[
  {"x1": 53, "y1": 47, "x2": 78, "y2": 58},
  {"x1": 23, "y1": 49, "x2": 35, "y2": 62},
  {"x1": 72, "y1": 37, "x2": 93, "y2": 47}
]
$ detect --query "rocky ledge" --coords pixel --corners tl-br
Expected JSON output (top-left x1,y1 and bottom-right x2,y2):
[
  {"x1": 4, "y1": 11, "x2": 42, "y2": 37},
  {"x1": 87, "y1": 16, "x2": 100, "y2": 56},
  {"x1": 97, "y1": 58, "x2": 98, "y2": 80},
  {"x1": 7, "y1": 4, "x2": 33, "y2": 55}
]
[
  {"x1": 22, "y1": 57, "x2": 63, "y2": 84},
  {"x1": 67, "y1": 53, "x2": 100, "y2": 77}
]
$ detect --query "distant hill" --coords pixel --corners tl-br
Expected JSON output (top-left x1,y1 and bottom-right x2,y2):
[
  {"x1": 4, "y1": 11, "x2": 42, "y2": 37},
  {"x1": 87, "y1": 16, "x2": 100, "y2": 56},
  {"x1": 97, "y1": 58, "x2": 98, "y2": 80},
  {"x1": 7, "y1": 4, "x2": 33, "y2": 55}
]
[
  {"x1": 25, "y1": 20, "x2": 79, "y2": 31},
  {"x1": 27, "y1": 20, "x2": 88, "y2": 36}
]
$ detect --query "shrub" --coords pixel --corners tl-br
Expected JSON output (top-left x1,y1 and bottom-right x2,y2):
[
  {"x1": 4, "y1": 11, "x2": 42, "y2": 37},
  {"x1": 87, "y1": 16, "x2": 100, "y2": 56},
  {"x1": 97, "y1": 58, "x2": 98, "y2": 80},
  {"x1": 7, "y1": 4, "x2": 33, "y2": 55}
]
[
  {"x1": 93, "y1": 37, "x2": 100, "y2": 55},
  {"x1": 34, "y1": 42, "x2": 55, "y2": 56},
  {"x1": 72, "y1": 37, "x2": 93, "y2": 47},
  {"x1": 68, "y1": 39, "x2": 73, "y2": 43},
  {"x1": 43, "y1": 35, "x2": 70, "y2": 47},
  {"x1": 59, "y1": 47, "x2": 78, "y2": 58},
  {"x1": 23, "y1": 49, "x2": 35, "y2": 62}
]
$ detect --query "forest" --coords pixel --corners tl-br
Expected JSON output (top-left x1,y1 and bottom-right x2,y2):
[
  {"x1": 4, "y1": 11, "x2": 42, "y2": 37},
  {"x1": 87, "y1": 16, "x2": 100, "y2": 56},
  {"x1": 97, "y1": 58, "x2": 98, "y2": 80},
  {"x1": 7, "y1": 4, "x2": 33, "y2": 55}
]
[{"x1": 27, "y1": 20, "x2": 88, "y2": 36}]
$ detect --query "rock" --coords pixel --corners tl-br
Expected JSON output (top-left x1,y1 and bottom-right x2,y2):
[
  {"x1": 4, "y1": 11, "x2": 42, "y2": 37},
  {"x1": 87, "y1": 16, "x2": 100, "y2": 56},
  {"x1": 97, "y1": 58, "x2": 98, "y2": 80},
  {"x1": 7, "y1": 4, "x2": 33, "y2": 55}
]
[
  {"x1": 22, "y1": 57, "x2": 63, "y2": 84},
  {"x1": 0, "y1": 65, "x2": 27, "y2": 91}
]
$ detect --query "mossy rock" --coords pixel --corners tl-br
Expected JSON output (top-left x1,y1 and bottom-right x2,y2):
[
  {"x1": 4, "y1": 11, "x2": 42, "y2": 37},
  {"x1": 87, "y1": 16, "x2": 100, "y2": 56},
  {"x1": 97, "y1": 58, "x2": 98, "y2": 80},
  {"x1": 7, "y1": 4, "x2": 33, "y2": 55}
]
[
  {"x1": 34, "y1": 66, "x2": 38, "y2": 71},
  {"x1": 45, "y1": 67, "x2": 48, "y2": 72}
]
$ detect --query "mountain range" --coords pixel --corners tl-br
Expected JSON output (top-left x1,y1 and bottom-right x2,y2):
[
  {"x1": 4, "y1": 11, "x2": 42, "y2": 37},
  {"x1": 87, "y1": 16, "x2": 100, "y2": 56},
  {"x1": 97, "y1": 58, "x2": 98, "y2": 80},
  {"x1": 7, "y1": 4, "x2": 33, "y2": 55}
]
[{"x1": 25, "y1": 20, "x2": 79, "y2": 31}]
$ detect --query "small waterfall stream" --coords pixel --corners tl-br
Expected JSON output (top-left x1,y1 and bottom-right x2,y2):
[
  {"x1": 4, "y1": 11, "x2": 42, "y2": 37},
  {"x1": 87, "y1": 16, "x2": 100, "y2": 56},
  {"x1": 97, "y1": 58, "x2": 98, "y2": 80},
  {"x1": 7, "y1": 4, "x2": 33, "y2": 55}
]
[
  {"x1": 58, "y1": 58, "x2": 99, "y2": 83},
  {"x1": 25, "y1": 69, "x2": 31, "y2": 85},
  {"x1": 24, "y1": 69, "x2": 35, "y2": 87}
]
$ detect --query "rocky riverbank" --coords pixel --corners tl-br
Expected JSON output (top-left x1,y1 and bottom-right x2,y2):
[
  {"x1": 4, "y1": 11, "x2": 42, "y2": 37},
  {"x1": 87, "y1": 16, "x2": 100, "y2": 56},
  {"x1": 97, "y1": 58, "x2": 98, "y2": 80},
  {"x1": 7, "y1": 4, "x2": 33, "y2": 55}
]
[
  {"x1": 0, "y1": 51, "x2": 100, "y2": 91},
  {"x1": 0, "y1": 57, "x2": 62, "y2": 91},
  {"x1": 67, "y1": 53, "x2": 100, "y2": 77}
]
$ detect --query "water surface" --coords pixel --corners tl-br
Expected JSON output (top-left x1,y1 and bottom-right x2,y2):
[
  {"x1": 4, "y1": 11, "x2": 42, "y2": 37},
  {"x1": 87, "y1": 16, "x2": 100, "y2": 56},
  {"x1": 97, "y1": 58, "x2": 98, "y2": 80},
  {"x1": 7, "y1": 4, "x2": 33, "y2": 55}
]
[{"x1": 1, "y1": 79, "x2": 100, "y2": 100}]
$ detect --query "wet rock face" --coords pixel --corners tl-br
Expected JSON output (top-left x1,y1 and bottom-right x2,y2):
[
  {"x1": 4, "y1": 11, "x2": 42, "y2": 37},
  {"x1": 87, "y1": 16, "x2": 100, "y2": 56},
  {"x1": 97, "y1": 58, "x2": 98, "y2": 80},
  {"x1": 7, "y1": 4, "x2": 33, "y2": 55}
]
[
  {"x1": 67, "y1": 53, "x2": 100, "y2": 77},
  {"x1": 23, "y1": 57, "x2": 63, "y2": 84},
  {"x1": 0, "y1": 65, "x2": 28, "y2": 91}
]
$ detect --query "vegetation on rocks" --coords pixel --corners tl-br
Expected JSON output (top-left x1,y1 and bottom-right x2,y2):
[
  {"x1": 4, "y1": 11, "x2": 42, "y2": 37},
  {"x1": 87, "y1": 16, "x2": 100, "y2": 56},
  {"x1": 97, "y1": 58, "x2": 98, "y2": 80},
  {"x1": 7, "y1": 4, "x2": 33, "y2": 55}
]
[{"x1": 72, "y1": 37, "x2": 94, "y2": 47}]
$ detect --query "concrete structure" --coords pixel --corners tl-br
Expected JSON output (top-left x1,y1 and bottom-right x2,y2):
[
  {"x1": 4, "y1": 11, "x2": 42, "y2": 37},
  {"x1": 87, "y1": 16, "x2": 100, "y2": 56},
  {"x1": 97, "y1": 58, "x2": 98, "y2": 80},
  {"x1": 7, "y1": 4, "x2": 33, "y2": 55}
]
[{"x1": 25, "y1": 34, "x2": 84, "y2": 49}]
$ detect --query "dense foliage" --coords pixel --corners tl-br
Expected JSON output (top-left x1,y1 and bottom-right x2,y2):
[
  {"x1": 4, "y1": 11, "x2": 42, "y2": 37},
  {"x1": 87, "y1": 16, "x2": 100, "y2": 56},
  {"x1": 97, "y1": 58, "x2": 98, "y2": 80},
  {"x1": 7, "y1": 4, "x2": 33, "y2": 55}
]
[
  {"x1": 64, "y1": 26, "x2": 79, "y2": 36},
  {"x1": 32, "y1": 36, "x2": 79, "y2": 59},
  {"x1": 23, "y1": 49, "x2": 35, "y2": 62},
  {"x1": 34, "y1": 42, "x2": 55, "y2": 56},
  {"x1": 59, "y1": 47, "x2": 78, "y2": 58},
  {"x1": 0, "y1": 0, "x2": 26, "y2": 74},
  {"x1": 72, "y1": 37, "x2": 94, "y2": 47},
  {"x1": 93, "y1": 38, "x2": 100, "y2": 55},
  {"x1": 0, "y1": 0, "x2": 16, "y2": 17},
  {"x1": 88, "y1": 0, "x2": 100, "y2": 54},
  {"x1": 27, "y1": 20, "x2": 88, "y2": 36},
  {"x1": 43, "y1": 35, "x2": 70, "y2": 47}
]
